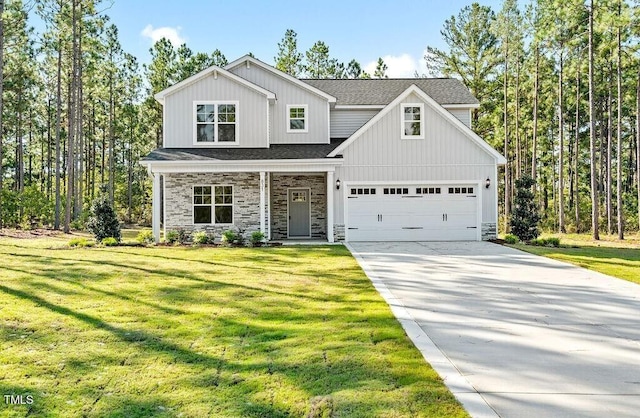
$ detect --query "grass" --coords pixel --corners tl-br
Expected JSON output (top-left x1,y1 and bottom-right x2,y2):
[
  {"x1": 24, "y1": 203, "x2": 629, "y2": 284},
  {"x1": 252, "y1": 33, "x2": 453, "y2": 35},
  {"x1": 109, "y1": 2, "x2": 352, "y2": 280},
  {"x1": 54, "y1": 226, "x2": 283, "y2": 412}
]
[
  {"x1": 0, "y1": 233, "x2": 466, "y2": 418},
  {"x1": 509, "y1": 232, "x2": 640, "y2": 285}
]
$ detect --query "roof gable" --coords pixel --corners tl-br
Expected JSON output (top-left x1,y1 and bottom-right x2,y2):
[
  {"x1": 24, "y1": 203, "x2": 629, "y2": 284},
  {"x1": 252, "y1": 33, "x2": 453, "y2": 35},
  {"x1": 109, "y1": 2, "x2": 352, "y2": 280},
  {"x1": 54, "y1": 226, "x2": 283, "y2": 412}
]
[
  {"x1": 328, "y1": 84, "x2": 506, "y2": 164},
  {"x1": 154, "y1": 65, "x2": 276, "y2": 104},
  {"x1": 225, "y1": 55, "x2": 336, "y2": 103}
]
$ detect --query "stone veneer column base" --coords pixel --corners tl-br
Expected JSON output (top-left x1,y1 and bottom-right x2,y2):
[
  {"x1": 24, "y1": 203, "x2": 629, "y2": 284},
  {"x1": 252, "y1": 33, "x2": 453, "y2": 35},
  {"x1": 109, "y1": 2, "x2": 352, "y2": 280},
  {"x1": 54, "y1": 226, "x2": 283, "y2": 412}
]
[
  {"x1": 481, "y1": 223, "x2": 497, "y2": 240},
  {"x1": 333, "y1": 224, "x2": 345, "y2": 241}
]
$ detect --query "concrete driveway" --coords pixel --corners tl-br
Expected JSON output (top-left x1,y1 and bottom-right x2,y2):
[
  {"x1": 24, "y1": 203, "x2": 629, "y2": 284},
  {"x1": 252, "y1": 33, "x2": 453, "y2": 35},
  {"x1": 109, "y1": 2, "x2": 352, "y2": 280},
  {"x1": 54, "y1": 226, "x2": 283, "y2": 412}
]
[{"x1": 348, "y1": 241, "x2": 640, "y2": 418}]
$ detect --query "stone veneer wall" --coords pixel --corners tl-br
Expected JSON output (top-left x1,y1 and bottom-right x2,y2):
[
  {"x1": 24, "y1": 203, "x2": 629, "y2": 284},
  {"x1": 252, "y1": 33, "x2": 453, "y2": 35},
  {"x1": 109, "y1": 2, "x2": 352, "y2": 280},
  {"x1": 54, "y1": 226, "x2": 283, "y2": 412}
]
[
  {"x1": 163, "y1": 172, "x2": 260, "y2": 240},
  {"x1": 270, "y1": 174, "x2": 326, "y2": 239},
  {"x1": 481, "y1": 222, "x2": 497, "y2": 240}
]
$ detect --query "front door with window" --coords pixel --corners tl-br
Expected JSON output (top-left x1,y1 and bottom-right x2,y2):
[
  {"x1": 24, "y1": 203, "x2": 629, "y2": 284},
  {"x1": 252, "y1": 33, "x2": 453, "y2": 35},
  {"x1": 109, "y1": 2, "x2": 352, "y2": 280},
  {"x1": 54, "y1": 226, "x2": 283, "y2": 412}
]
[{"x1": 288, "y1": 189, "x2": 310, "y2": 237}]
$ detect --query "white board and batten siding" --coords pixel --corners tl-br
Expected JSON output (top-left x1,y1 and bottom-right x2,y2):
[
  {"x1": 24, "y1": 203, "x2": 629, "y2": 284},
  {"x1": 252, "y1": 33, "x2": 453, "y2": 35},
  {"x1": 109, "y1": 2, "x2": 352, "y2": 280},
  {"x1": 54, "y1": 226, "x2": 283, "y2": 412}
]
[
  {"x1": 163, "y1": 74, "x2": 269, "y2": 148},
  {"x1": 331, "y1": 107, "x2": 472, "y2": 139},
  {"x1": 334, "y1": 92, "x2": 497, "y2": 228},
  {"x1": 229, "y1": 64, "x2": 330, "y2": 144}
]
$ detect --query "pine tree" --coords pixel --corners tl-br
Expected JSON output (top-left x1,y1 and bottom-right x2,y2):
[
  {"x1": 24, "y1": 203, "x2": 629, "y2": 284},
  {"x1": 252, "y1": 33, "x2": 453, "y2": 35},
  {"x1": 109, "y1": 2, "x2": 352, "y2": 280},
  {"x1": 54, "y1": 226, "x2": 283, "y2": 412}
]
[
  {"x1": 510, "y1": 176, "x2": 540, "y2": 241},
  {"x1": 304, "y1": 41, "x2": 338, "y2": 78},
  {"x1": 374, "y1": 57, "x2": 388, "y2": 78},
  {"x1": 275, "y1": 29, "x2": 302, "y2": 76},
  {"x1": 345, "y1": 59, "x2": 362, "y2": 79}
]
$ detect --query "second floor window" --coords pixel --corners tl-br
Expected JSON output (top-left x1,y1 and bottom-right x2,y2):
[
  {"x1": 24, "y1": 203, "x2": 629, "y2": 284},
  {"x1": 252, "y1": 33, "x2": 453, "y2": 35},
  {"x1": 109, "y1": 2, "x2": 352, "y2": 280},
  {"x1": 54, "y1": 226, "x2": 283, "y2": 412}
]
[
  {"x1": 401, "y1": 103, "x2": 424, "y2": 139},
  {"x1": 287, "y1": 105, "x2": 308, "y2": 133},
  {"x1": 195, "y1": 102, "x2": 237, "y2": 143}
]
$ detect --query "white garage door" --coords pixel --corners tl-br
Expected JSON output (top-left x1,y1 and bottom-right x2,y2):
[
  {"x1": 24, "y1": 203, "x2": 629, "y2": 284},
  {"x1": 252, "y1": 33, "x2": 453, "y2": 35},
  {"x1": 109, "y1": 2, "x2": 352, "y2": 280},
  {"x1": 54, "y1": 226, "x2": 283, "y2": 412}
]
[{"x1": 346, "y1": 184, "x2": 479, "y2": 241}]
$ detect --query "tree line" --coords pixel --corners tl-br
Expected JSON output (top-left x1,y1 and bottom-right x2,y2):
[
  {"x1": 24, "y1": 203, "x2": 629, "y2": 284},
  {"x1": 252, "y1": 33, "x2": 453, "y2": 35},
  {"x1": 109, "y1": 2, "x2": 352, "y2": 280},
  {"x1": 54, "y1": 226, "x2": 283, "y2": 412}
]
[
  {"x1": 426, "y1": 0, "x2": 640, "y2": 239},
  {"x1": 0, "y1": 0, "x2": 638, "y2": 241}
]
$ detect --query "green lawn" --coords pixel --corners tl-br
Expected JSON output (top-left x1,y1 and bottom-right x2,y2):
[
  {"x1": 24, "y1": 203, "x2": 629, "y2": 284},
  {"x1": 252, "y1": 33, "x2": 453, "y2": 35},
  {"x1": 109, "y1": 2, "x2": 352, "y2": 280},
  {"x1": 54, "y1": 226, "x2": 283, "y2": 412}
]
[
  {"x1": 0, "y1": 234, "x2": 466, "y2": 418},
  {"x1": 511, "y1": 233, "x2": 640, "y2": 285}
]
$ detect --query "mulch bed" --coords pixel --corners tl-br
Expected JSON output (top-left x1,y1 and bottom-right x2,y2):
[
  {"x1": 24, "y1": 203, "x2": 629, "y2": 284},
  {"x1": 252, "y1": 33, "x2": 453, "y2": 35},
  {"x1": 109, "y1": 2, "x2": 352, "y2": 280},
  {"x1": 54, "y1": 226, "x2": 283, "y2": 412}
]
[{"x1": 0, "y1": 228, "x2": 64, "y2": 239}]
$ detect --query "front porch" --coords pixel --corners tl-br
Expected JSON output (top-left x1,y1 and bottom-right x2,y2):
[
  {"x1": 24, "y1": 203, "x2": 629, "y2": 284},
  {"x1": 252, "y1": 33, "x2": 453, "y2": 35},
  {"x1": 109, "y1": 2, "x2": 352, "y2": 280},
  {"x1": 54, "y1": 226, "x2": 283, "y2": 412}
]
[{"x1": 150, "y1": 168, "x2": 337, "y2": 243}]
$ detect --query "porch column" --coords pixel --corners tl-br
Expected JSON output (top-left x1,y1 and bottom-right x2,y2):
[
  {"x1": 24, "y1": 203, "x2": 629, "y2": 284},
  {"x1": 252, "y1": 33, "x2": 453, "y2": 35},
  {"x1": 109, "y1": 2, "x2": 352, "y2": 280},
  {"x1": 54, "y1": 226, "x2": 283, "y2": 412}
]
[
  {"x1": 152, "y1": 171, "x2": 161, "y2": 243},
  {"x1": 259, "y1": 171, "x2": 266, "y2": 235},
  {"x1": 326, "y1": 171, "x2": 335, "y2": 243}
]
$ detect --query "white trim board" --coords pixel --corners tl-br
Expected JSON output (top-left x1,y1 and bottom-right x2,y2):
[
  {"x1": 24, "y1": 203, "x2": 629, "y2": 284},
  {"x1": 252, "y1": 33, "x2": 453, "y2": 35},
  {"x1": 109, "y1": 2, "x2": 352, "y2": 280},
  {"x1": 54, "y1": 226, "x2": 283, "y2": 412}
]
[{"x1": 143, "y1": 159, "x2": 341, "y2": 174}]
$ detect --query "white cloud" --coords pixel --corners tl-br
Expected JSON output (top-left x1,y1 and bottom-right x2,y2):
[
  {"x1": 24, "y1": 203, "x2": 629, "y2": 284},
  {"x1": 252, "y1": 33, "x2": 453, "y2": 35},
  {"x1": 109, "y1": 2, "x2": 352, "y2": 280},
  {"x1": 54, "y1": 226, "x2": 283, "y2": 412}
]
[
  {"x1": 141, "y1": 24, "x2": 186, "y2": 46},
  {"x1": 364, "y1": 53, "x2": 420, "y2": 78}
]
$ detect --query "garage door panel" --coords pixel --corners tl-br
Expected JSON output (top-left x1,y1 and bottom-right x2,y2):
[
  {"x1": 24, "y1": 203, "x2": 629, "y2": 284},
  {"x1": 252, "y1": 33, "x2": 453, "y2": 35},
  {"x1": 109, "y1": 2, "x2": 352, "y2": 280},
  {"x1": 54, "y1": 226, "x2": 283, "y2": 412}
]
[{"x1": 346, "y1": 184, "x2": 479, "y2": 242}]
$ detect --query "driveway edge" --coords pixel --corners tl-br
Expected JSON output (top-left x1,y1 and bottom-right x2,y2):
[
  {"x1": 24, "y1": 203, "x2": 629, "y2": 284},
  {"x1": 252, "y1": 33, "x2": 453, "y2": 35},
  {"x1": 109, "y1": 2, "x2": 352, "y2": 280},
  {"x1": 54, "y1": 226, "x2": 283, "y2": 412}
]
[{"x1": 346, "y1": 243, "x2": 499, "y2": 418}]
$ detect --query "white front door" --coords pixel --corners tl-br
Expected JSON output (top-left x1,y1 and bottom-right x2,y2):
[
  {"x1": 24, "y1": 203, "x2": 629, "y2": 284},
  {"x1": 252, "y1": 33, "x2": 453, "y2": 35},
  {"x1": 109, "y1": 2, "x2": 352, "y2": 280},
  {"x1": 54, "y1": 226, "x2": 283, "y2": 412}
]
[{"x1": 346, "y1": 184, "x2": 479, "y2": 241}]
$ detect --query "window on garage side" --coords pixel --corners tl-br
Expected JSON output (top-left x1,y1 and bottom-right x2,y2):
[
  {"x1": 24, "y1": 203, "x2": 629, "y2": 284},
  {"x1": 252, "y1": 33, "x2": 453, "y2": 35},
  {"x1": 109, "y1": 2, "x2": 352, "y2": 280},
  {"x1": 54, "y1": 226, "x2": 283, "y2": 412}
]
[
  {"x1": 350, "y1": 188, "x2": 376, "y2": 195},
  {"x1": 401, "y1": 103, "x2": 425, "y2": 139},
  {"x1": 448, "y1": 187, "x2": 474, "y2": 194},
  {"x1": 417, "y1": 187, "x2": 441, "y2": 194}
]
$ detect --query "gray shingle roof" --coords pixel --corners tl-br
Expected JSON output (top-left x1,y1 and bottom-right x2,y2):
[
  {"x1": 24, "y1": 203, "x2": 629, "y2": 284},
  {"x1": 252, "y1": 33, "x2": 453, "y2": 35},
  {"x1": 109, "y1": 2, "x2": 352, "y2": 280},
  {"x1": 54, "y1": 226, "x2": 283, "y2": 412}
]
[
  {"x1": 302, "y1": 78, "x2": 478, "y2": 106},
  {"x1": 141, "y1": 140, "x2": 345, "y2": 162}
]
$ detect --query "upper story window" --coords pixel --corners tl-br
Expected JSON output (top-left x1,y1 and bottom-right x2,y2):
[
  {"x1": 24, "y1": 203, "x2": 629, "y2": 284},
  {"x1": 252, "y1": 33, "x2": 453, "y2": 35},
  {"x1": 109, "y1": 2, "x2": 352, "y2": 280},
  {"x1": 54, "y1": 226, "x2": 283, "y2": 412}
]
[
  {"x1": 401, "y1": 103, "x2": 424, "y2": 139},
  {"x1": 194, "y1": 101, "x2": 238, "y2": 144},
  {"x1": 287, "y1": 104, "x2": 308, "y2": 133}
]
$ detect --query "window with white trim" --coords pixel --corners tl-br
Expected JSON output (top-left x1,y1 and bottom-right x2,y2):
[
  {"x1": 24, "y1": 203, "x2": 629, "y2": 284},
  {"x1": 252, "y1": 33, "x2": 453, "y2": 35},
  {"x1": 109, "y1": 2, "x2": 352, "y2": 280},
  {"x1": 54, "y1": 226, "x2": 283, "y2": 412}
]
[
  {"x1": 287, "y1": 105, "x2": 308, "y2": 133},
  {"x1": 194, "y1": 102, "x2": 237, "y2": 144},
  {"x1": 401, "y1": 103, "x2": 424, "y2": 139},
  {"x1": 193, "y1": 185, "x2": 233, "y2": 224}
]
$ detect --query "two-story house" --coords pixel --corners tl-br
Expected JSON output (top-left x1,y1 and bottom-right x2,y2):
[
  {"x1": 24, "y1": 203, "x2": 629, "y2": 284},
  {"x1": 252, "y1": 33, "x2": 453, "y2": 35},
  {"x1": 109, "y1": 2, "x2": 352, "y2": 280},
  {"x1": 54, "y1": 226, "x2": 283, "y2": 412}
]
[{"x1": 141, "y1": 55, "x2": 506, "y2": 243}]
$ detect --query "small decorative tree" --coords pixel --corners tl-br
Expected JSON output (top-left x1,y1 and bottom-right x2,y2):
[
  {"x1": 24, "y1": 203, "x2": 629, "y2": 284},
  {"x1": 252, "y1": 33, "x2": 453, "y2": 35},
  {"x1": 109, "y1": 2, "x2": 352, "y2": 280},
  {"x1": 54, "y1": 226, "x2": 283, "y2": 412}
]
[
  {"x1": 87, "y1": 186, "x2": 121, "y2": 243},
  {"x1": 510, "y1": 176, "x2": 540, "y2": 242}
]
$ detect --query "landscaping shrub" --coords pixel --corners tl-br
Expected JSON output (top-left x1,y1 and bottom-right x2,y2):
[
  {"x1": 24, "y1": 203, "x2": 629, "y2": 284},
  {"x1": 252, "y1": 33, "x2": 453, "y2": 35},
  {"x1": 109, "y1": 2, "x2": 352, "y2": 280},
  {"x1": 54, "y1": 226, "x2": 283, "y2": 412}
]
[
  {"x1": 249, "y1": 231, "x2": 266, "y2": 247},
  {"x1": 136, "y1": 229, "x2": 155, "y2": 245},
  {"x1": 543, "y1": 237, "x2": 561, "y2": 247},
  {"x1": 87, "y1": 187, "x2": 121, "y2": 243},
  {"x1": 504, "y1": 234, "x2": 518, "y2": 244},
  {"x1": 68, "y1": 237, "x2": 94, "y2": 248},
  {"x1": 177, "y1": 229, "x2": 190, "y2": 244},
  {"x1": 192, "y1": 231, "x2": 211, "y2": 245},
  {"x1": 221, "y1": 230, "x2": 238, "y2": 246},
  {"x1": 165, "y1": 230, "x2": 180, "y2": 244},
  {"x1": 101, "y1": 237, "x2": 119, "y2": 247},
  {"x1": 529, "y1": 237, "x2": 561, "y2": 247},
  {"x1": 221, "y1": 229, "x2": 245, "y2": 246},
  {"x1": 510, "y1": 176, "x2": 540, "y2": 242}
]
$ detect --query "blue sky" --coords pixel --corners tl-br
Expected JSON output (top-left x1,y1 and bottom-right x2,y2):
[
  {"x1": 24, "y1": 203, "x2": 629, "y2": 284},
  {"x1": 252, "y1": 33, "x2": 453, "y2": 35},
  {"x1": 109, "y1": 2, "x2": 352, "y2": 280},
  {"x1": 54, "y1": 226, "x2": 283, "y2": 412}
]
[{"x1": 97, "y1": 0, "x2": 503, "y2": 76}]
